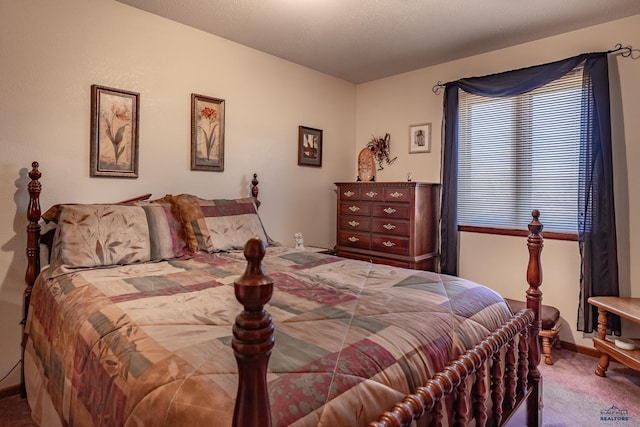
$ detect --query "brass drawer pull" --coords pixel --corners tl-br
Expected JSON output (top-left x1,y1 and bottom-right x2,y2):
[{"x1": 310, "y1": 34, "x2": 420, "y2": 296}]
[
  {"x1": 365, "y1": 191, "x2": 378, "y2": 198},
  {"x1": 343, "y1": 190, "x2": 355, "y2": 197},
  {"x1": 349, "y1": 206, "x2": 360, "y2": 212},
  {"x1": 348, "y1": 236, "x2": 360, "y2": 242},
  {"x1": 383, "y1": 223, "x2": 396, "y2": 230},
  {"x1": 383, "y1": 207, "x2": 396, "y2": 214},
  {"x1": 389, "y1": 192, "x2": 404, "y2": 198},
  {"x1": 382, "y1": 241, "x2": 396, "y2": 247},
  {"x1": 348, "y1": 220, "x2": 360, "y2": 227}
]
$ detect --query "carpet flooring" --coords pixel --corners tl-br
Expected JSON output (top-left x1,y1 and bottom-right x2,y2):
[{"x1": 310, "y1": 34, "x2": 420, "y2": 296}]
[
  {"x1": 0, "y1": 348, "x2": 638, "y2": 426},
  {"x1": 538, "y1": 348, "x2": 640, "y2": 427},
  {"x1": 0, "y1": 393, "x2": 35, "y2": 427}
]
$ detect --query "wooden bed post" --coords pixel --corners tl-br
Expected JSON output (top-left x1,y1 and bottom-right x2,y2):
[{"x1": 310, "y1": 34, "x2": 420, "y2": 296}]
[
  {"x1": 24, "y1": 162, "x2": 42, "y2": 309},
  {"x1": 526, "y1": 210, "x2": 543, "y2": 426},
  {"x1": 232, "y1": 238, "x2": 274, "y2": 427},
  {"x1": 22, "y1": 161, "x2": 42, "y2": 397},
  {"x1": 251, "y1": 173, "x2": 260, "y2": 209}
]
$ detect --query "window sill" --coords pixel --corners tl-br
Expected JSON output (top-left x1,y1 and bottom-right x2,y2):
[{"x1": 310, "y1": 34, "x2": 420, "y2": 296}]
[{"x1": 458, "y1": 225, "x2": 578, "y2": 241}]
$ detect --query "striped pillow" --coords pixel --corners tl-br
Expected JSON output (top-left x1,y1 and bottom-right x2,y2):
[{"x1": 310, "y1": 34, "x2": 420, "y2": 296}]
[
  {"x1": 139, "y1": 202, "x2": 187, "y2": 260},
  {"x1": 50, "y1": 203, "x2": 185, "y2": 271}
]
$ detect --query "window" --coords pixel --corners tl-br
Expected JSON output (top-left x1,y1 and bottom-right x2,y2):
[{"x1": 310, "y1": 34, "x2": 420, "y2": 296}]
[{"x1": 457, "y1": 66, "x2": 583, "y2": 234}]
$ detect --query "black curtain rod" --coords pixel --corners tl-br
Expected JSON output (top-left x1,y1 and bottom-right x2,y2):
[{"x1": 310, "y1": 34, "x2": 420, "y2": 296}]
[
  {"x1": 431, "y1": 43, "x2": 634, "y2": 95},
  {"x1": 606, "y1": 43, "x2": 633, "y2": 56}
]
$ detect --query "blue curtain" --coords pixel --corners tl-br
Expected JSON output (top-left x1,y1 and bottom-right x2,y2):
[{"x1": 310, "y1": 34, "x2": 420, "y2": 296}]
[
  {"x1": 577, "y1": 55, "x2": 620, "y2": 334},
  {"x1": 440, "y1": 53, "x2": 620, "y2": 334}
]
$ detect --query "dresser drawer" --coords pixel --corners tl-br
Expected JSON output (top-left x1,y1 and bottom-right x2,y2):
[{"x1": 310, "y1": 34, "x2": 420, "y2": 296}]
[
  {"x1": 371, "y1": 235, "x2": 410, "y2": 255},
  {"x1": 371, "y1": 204, "x2": 410, "y2": 219},
  {"x1": 339, "y1": 186, "x2": 361, "y2": 200},
  {"x1": 339, "y1": 202, "x2": 371, "y2": 216},
  {"x1": 340, "y1": 216, "x2": 371, "y2": 231},
  {"x1": 384, "y1": 187, "x2": 411, "y2": 202},
  {"x1": 371, "y1": 219, "x2": 409, "y2": 236},
  {"x1": 338, "y1": 231, "x2": 371, "y2": 249},
  {"x1": 360, "y1": 188, "x2": 384, "y2": 201}
]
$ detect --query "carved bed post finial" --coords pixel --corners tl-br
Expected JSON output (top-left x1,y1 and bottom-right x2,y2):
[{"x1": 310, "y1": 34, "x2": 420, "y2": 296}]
[
  {"x1": 232, "y1": 238, "x2": 274, "y2": 427},
  {"x1": 525, "y1": 210, "x2": 543, "y2": 410},
  {"x1": 251, "y1": 173, "x2": 260, "y2": 209}
]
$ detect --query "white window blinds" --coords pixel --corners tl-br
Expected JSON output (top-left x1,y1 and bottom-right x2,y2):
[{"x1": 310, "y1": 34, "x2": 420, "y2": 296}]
[{"x1": 457, "y1": 65, "x2": 584, "y2": 233}]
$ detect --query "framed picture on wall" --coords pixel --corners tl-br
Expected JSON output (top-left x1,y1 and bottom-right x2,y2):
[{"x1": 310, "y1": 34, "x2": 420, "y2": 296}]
[
  {"x1": 191, "y1": 93, "x2": 225, "y2": 171},
  {"x1": 409, "y1": 122, "x2": 431, "y2": 154},
  {"x1": 90, "y1": 85, "x2": 140, "y2": 178},
  {"x1": 298, "y1": 126, "x2": 323, "y2": 167}
]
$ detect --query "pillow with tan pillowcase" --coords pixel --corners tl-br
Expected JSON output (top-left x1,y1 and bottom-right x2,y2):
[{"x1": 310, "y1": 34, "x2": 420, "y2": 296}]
[
  {"x1": 167, "y1": 194, "x2": 269, "y2": 253},
  {"x1": 50, "y1": 202, "x2": 186, "y2": 272},
  {"x1": 40, "y1": 193, "x2": 152, "y2": 224}
]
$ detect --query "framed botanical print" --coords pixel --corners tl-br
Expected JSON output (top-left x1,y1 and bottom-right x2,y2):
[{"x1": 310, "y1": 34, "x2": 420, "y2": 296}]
[
  {"x1": 409, "y1": 122, "x2": 431, "y2": 153},
  {"x1": 90, "y1": 85, "x2": 140, "y2": 178},
  {"x1": 191, "y1": 93, "x2": 225, "y2": 171},
  {"x1": 298, "y1": 126, "x2": 322, "y2": 167}
]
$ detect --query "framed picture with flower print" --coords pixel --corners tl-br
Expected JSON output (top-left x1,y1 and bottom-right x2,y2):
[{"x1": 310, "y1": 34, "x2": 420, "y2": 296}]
[
  {"x1": 408, "y1": 122, "x2": 431, "y2": 154},
  {"x1": 191, "y1": 93, "x2": 225, "y2": 171},
  {"x1": 298, "y1": 125, "x2": 322, "y2": 167},
  {"x1": 90, "y1": 85, "x2": 140, "y2": 178}
]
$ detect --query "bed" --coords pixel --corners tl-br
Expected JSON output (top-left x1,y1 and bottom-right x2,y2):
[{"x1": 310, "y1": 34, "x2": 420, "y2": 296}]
[{"x1": 21, "y1": 161, "x2": 544, "y2": 426}]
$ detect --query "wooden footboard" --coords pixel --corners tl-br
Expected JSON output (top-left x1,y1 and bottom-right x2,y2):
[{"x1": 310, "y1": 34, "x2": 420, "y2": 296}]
[
  {"x1": 232, "y1": 212, "x2": 544, "y2": 427},
  {"x1": 367, "y1": 212, "x2": 542, "y2": 426},
  {"x1": 370, "y1": 309, "x2": 535, "y2": 426},
  {"x1": 368, "y1": 212, "x2": 543, "y2": 426}
]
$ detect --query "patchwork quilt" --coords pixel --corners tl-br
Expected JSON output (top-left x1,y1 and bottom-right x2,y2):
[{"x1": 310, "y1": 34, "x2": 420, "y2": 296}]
[{"x1": 25, "y1": 247, "x2": 512, "y2": 426}]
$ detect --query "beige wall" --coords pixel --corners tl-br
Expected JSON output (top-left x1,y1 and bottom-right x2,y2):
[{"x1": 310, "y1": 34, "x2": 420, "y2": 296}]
[
  {"x1": 1, "y1": 0, "x2": 638, "y2": 391},
  {"x1": 357, "y1": 14, "x2": 640, "y2": 348},
  {"x1": 0, "y1": 0, "x2": 356, "y2": 388}
]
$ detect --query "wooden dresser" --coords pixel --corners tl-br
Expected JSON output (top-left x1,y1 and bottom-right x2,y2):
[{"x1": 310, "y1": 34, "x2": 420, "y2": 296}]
[{"x1": 334, "y1": 182, "x2": 440, "y2": 271}]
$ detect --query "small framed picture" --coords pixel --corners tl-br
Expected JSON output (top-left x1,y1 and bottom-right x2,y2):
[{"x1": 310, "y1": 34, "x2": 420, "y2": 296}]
[
  {"x1": 90, "y1": 85, "x2": 140, "y2": 178},
  {"x1": 298, "y1": 126, "x2": 323, "y2": 167},
  {"x1": 191, "y1": 93, "x2": 225, "y2": 171},
  {"x1": 409, "y1": 122, "x2": 431, "y2": 154}
]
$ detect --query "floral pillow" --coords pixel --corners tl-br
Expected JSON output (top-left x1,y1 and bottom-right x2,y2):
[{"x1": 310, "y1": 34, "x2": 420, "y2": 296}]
[
  {"x1": 167, "y1": 194, "x2": 269, "y2": 253},
  {"x1": 50, "y1": 203, "x2": 185, "y2": 271}
]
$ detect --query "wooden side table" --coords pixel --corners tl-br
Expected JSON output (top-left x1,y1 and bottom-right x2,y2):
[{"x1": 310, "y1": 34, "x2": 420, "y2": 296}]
[{"x1": 588, "y1": 296, "x2": 640, "y2": 377}]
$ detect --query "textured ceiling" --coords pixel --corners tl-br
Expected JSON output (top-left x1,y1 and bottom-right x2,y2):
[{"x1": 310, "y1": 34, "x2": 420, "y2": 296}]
[{"x1": 115, "y1": 0, "x2": 640, "y2": 83}]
